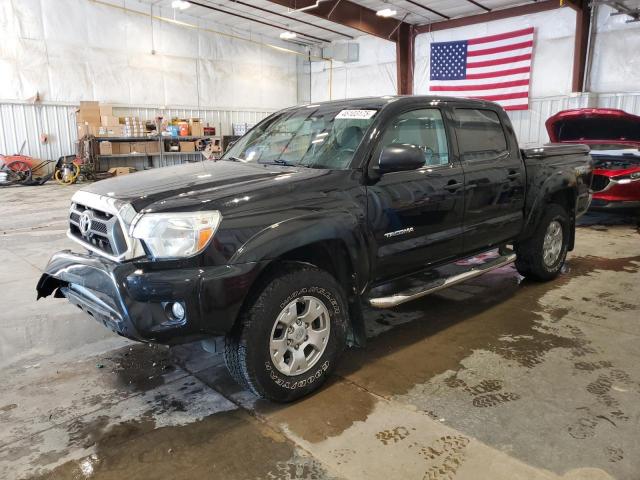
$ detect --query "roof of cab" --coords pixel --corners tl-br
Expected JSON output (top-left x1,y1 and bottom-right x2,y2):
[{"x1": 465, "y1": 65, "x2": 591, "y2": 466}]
[{"x1": 292, "y1": 95, "x2": 499, "y2": 111}]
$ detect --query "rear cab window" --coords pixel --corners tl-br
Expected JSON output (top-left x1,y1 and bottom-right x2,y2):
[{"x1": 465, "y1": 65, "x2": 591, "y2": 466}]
[{"x1": 454, "y1": 108, "x2": 508, "y2": 162}]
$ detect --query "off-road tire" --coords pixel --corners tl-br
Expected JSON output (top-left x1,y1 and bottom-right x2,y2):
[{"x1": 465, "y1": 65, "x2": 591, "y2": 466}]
[
  {"x1": 223, "y1": 263, "x2": 348, "y2": 402},
  {"x1": 515, "y1": 203, "x2": 570, "y2": 281}
]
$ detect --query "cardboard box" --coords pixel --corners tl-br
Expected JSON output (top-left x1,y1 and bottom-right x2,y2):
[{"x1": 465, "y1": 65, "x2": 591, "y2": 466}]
[
  {"x1": 108, "y1": 167, "x2": 136, "y2": 176},
  {"x1": 179, "y1": 141, "x2": 195, "y2": 152},
  {"x1": 146, "y1": 141, "x2": 160, "y2": 154},
  {"x1": 119, "y1": 143, "x2": 131, "y2": 154},
  {"x1": 189, "y1": 119, "x2": 204, "y2": 137},
  {"x1": 96, "y1": 125, "x2": 125, "y2": 137},
  {"x1": 77, "y1": 101, "x2": 100, "y2": 125},
  {"x1": 130, "y1": 142, "x2": 147, "y2": 154},
  {"x1": 77, "y1": 123, "x2": 99, "y2": 138},
  {"x1": 101, "y1": 115, "x2": 120, "y2": 127},
  {"x1": 100, "y1": 105, "x2": 114, "y2": 116},
  {"x1": 98, "y1": 141, "x2": 113, "y2": 156}
]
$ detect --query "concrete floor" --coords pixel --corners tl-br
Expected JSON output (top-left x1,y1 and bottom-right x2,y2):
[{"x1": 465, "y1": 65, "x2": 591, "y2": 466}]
[{"x1": 1, "y1": 184, "x2": 639, "y2": 480}]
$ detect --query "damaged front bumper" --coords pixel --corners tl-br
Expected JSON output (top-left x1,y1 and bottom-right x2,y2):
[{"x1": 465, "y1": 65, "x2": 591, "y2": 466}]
[{"x1": 36, "y1": 250, "x2": 264, "y2": 344}]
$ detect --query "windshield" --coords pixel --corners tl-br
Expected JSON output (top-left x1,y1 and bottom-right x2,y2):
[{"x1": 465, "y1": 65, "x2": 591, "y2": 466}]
[{"x1": 223, "y1": 105, "x2": 377, "y2": 169}]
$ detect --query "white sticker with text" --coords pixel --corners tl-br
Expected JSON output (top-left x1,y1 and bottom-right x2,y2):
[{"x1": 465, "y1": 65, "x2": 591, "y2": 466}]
[{"x1": 335, "y1": 109, "x2": 377, "y2": 120}]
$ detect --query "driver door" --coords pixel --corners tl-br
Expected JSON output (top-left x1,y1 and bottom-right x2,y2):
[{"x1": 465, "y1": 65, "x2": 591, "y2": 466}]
[{"x1": 367, "y1": 107, "x2": 465, "y2": 283}]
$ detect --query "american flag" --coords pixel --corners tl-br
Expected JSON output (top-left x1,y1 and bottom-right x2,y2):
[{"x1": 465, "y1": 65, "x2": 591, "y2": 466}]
[{"x1": 429, "y1": 27, "x2": 534, "y2": 111}]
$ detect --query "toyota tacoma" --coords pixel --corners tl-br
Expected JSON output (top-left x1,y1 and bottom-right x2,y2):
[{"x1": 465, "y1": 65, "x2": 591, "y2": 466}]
[{"x1": 37, "y1": 96, "x2": 592, "y2": 402}]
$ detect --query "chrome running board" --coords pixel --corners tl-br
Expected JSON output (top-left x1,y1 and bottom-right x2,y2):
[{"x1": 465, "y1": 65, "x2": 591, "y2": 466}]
[{"x1": 368, "y1": 252, "x2": 516, "y2": 309}]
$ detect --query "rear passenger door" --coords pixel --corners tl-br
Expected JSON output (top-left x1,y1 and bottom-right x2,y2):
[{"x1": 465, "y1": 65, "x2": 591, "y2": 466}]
[
  {"x1": 453, "y1": 108, "x2": 525, "y2": 253},
  {"x1": 367, "y1": 107, "x2": 465, "y2": 283}
]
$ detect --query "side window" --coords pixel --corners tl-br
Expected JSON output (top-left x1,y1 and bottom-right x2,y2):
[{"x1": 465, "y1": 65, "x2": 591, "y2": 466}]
[
  {"x1": 454, "y1": 109, "x2": 508, "y2": 162},
  {"x1": 379, "y1": 109, "x2": 449, "y2": 167}
]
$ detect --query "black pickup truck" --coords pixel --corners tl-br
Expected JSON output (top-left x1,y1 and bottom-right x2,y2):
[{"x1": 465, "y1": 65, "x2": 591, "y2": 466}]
[{"x1": 37, "y1": 96, "x2": 592, "y2": 401}]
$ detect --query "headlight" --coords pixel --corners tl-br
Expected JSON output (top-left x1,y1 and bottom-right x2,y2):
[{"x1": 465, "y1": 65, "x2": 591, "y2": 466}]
[
  {"x1": 613, "y1": 171, "x2": 640, "y2": 184},
  {"x1": 132, "y1": 211, "x2": 222, "y2": 259}
]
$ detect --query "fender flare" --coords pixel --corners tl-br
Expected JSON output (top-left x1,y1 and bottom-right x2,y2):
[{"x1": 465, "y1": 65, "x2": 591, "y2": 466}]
[
  {"x1": 229, "y1": 210, "x2": 371, "y2": 293},
  {"x1": 521, "y1": 172, "x2": 577, "y2": 241}
]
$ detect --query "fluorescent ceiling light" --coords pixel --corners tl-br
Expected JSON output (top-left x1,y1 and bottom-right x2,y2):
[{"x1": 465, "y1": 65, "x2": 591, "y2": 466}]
[
  {"x1": 376, "y1": 8, "x2": 396, "y2": 17},
  {"x1": 280, "y1": 31, "x2": 297, "y2": 40},
  {"x1": 171, "y1": 0, "x2": 191, "y2": 10}
]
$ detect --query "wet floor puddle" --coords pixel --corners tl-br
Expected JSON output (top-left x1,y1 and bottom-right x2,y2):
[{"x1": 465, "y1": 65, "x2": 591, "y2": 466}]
[
  {"x1": 25, "y1": 409, "x2": 335, "y2": 480},
  {"x1": 338, "y1": 254, "x2": 640, "y2": 399}
]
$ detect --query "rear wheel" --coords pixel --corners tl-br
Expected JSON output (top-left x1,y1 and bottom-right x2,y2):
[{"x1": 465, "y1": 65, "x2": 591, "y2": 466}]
[
  {"x1": 515, "y1": 204, "x2": 570, "y2": 281},
  {"x1": 224, "y1": 264, "x2": 348, "y2": 402}
]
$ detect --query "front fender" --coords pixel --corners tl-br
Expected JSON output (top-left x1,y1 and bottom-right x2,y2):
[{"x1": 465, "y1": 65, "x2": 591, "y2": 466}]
[{"x1": 229, "y1": 210, "x2": 370, "y2": 292}]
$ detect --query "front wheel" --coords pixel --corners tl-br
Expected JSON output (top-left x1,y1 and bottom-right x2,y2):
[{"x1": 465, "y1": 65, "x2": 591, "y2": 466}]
[
  {"x1": 515, "y1": 204, "x2": 570, "y2": 281},
  {"x1": 224, "y1": 264, "x2": 348, "y2": 402}
]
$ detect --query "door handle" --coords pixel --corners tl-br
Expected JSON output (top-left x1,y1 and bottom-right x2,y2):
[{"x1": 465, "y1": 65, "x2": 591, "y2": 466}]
[
  {"x1": 507, "y1": 171, "x2": 521, "y2": 180},
  {"x1": 446, "y1": 180, "x2": 463, "y2": 192}
]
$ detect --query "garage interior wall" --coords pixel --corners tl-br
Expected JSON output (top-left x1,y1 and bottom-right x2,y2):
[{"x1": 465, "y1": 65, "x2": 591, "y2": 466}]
[
  {"x1": 308, "y1": 35, "x2": 397, "y2": 102},
  {"x1": 0, "y1": 0, "x2": 300, "y2": 159},
  {"x1": 414, "y1": 5, "x2": 640, "y2": 147}
]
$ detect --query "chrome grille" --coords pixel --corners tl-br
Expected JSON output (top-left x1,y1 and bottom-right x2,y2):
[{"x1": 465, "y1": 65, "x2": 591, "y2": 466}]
[
  {"x1": 591, "y1": 174, "x2": 610, "y2": 192},
  {"x1": 69, "y1": 203, "x2": 127, "y2": 257},
  {"x1": 67, "y1": 190, "x2": 144, "y2": 262}
]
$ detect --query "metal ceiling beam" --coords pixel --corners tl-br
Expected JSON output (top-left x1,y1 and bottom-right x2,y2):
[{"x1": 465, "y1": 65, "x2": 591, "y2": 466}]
[
  {"x1": 227, "y1": 0, "x2": 355, "y2": 39},
  {"x1": 414, "y1": 0, "x2": 575, "y2": 33},
  {"x1": 188, "y1": 0, "x2": 331, "y2": 42},
  {"x1": 403, "y1": 0, "x2": 450, "y2": 20},
  {"x1": 465, "y1": 0, "x2": 491, "y2": 12},
  {"x1": 265, "y1": 0, "x2": 408, "y2": 40}
]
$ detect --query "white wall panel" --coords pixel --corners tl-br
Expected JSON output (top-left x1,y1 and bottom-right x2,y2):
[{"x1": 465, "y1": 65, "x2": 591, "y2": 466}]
[
  {"x1": 595, "y1": 93, "x2": 640, "y2": 114},
  {"x1": 589, "y1": 6, "x2": 640, "y2": 93},
  {"x1": 507, "y1": 94, "x2": 592, "y2": 147},
  {"x1": 309, "y1": 35, "x2": 397, "y2": 102},
  {"x1": 0, "y1": 0, "x2": 299, "y2": 111}
]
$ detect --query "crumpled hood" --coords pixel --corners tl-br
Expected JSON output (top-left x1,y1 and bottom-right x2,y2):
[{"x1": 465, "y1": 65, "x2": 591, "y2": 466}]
[
  {"x1": 546, "y1": 108, "x2": 640, "y2": 147},
  {"x1": 81, "y1": 160, "x2": 325, "y2": 212}
]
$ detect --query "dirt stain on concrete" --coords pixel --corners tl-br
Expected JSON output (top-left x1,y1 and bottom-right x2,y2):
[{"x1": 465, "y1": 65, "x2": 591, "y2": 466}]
[{"x1": 25, "y1": 409, "x2": 321, "y2": 480}]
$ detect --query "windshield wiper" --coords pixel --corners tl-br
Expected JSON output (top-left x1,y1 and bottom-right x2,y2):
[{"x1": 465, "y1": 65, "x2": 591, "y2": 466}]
[
  {"x1": 259, "y1": 159, "x2": 297, "y2": 166},
  {"x1": 224, "y1": 156, "x2": 243, "y2": 162}
]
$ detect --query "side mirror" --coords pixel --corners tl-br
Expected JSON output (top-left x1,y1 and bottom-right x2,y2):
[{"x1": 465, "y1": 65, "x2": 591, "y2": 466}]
[{"x1": 376, "y1": 143, "x2": 425, "y2": 173}]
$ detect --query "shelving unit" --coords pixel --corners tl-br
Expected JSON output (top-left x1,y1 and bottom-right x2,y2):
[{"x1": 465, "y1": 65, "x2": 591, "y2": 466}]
[{"x1": 91, "y1": 134, "x2": 222, "y2": 172}]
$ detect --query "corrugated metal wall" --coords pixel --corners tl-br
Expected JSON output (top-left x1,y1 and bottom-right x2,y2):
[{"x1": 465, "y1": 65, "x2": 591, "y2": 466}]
[
  {"x1": 508, "y1": 93, "x2": 640, "y2": 147},
  {"x1": 507, "y1": 94, "x2": 592, "y2": 147},
  {"x1": 0, "y1": 101, "x2": 273, "y2": 167}
]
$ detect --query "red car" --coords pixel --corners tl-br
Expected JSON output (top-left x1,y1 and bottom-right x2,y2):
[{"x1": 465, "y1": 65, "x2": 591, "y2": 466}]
[{"x1": 546, "y1": 108, "x2": 640, "y2": 211}]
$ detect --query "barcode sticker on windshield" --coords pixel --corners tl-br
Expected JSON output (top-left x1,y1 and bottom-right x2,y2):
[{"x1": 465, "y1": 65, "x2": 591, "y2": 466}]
[{"x1": 335, "y1": 109, "x2": 377, "y2": 120}]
